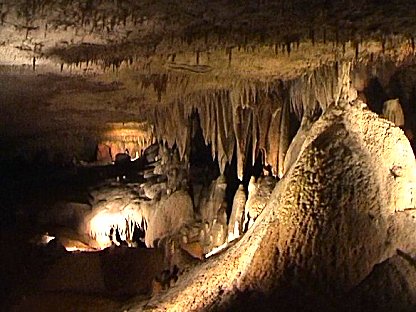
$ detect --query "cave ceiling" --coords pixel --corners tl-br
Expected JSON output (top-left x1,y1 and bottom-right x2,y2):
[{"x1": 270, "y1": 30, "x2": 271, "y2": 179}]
[{"x1": 0, "y1": 0, "x2": 416, "y2": 162}]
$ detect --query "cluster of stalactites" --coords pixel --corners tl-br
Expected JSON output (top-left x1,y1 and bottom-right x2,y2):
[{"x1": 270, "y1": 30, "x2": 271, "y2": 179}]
[
  {"x1": 290, "y1": 62, "x2": 355, "y2": 119},
  {"x1": 152, "y1": 62, "x2": 355, "y2": 179},
  {"x1": 87, "y1": 208, "x2": 147, "y2": 249}
]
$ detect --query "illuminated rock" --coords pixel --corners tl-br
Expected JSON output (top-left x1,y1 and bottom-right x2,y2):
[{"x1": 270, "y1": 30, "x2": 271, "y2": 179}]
[
  {"x1": 144, "y1": 103, "x2": 416, "y2": 311},
  {"x1": 140, "y1": 181, "x2": 167, "y2": 200},
  {"x1": 199, "y1": 175, "x2": 227, "y2": 223},
  {"x1": 101, "y1": 122, "x2": 154, "y2": 161},
  {"x1": 145, "y1": 190, "x2": 194, "y2": 248},
  {"x1": 228, "y1": 184, "x2": 246, "y2": 242},
  {"x1": 243, "y1": 176, "x2": 276, "y2": 230},
  {"x1": 382, "y1": 98, "x2": 405, "y2": 127}
]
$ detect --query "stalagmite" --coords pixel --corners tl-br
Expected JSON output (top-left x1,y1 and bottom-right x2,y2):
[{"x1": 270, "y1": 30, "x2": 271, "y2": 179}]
[
  {"x1": 243, "y1": 175, "x2": 276, "y2": 231},
  {"x1": 145, "y1": 190, "x2": 194, "y2": 247},
  {"x1": 199, "y1": 175, "x2": 227, "y2": 223},
  {"x1": 227, "y1": 184, "x2": 246, "y2": 242},
  {"x1": 382, "y1": 98, "x2": 405, "y2": 127},
  {"x1": 243, "y1": 176, "x2": 257, "y2": 230}
]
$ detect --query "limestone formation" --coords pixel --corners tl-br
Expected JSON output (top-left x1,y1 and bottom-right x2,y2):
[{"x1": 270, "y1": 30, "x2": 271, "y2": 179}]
[
  {"x1": 3, "y1": 1, "x2": 416, "y2": 311},
  {"x1": 243, "y1": 176, "x2": 276, "y2": 230},
  {"x1": 145, "y1": 190, "x2": 194, "y2": 248},
  {"x1": 144, "y1": 143, "x2": 159, "y2": 163},
  {"x1": 348, "y1": 251, "x2": 416, "y2": 312},
  {"x1": 228, "y1": 184, "x2": 247, "y2": 242},
  {"x1": 382, "y1": 98, "x2": 405, "y2": 127},
  {"x1": 96, "y1": 143, "x2": 112, "y2": 163},
  {"x1": 142, "y1": 103, "x2": 416, "y2": 312},
  {"x1": 198, "y1": 175, "x2": 227, "y2": 223}
]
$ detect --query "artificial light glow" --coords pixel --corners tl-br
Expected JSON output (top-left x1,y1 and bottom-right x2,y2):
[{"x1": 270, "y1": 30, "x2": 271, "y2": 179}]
[
  {"x1": 85, "y1": 206, "x2": 147, "y2": 249},
  {"x1": 205, "y1": 242, "x2": 228, "y2": 258},
  {"x1": 64, "y1": 246, "x2": 96, "y2": 252}
]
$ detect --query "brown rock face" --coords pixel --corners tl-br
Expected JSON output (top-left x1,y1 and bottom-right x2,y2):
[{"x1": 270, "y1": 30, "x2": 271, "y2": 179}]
[{"x1": 96, "y1": 143, "x2": 112, "y2": 163}]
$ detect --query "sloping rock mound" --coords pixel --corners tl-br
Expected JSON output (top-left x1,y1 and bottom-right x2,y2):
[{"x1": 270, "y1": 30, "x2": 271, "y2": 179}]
[
  {"x1": 137, "y1": 102, "x2": 416, "y2": 312},
  {"x1": 348, "y1": 250, "x2": 416, "y2": 312},
  {"x1": 42, "y1": 247, "x2": 164, "y2": 297}
]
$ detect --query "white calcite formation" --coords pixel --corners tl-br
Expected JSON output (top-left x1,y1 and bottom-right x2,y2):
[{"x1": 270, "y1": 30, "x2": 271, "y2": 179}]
[
  {"x1": 81, "y1": 184, "x2": 145, "y2": 249},
  {"x1": 144, "y1": 190, "x2": 194, "y2": 248},
  {"x1": 227, "y1": 184, "x2": 246, "y2": 242},
  {"x1": 382, "y1": 98, "x2": 405, "y2": 127},
  {"x1": 80, "y1": 142, "x2": 195, "y2": 249},
  {"x1": 198, "y1": 175, "x2": 227, "y2": 223},
  {"x1": 152, "y1": 63, "x2": 354, "y2": 180}
]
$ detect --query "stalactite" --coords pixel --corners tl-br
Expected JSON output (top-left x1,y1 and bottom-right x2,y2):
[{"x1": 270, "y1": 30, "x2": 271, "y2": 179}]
[
  {"x1": 278, "y1": 98, "x2": 289, "y2": 178},
  {"x1": 227, "y1": 47, "x2": 233, "y2": 66},
  {"x1": 310, "y1": 28, "x2": 315, "y2": 45},
  {"x1": 286, "y1": 41, "x2": 291, "y2": 56},
  {"x1": 335, "y1": 27, "x2": 339, "y2": 47},
  {"x1": 256, "y1": 98, "x2": 273, "y2": 164},
  {"x1": 234, "y1": 106, "x2": 252, "y2": 180},
  {"x1": 215, "y1": 93, "x2": 229, "y2": 173},
  {"x1": 209, "y1": 95, "x2": 217, "y2": 161},
  {"x1": 265, "y1": 104, "x2": 281, "y2": 177},
  {"x1": 355, "y1": 41, "x2": 360, "y2": 59},
  {"x1": 149, "y1": 63, "x2": 354, "y2": 179}
]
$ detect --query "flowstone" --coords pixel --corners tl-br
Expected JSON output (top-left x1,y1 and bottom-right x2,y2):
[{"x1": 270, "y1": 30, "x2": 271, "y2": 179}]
[{"x1": 141, "y1": 102, "x2": 416, "y2": 312}]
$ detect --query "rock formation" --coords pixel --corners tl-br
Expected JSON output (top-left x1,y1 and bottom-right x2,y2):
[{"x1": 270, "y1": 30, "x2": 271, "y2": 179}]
[
  {"x1": 228, "y1": 184, "x2": 246, "y2": 242},
  {"x1": 382, "y1": 98, "x2": 405, "y2": 127},
  {"x1": 140, "y1": 102, "x2": 416, "y2": 311},
  {"x1": 2, "y1": 1, "x2": 416, "y2": 311}
]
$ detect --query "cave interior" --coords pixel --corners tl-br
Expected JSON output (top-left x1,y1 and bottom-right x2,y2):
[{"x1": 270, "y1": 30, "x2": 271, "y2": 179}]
[{"x1": 1, "y1": 1, "x2": 416, "y2": 311}]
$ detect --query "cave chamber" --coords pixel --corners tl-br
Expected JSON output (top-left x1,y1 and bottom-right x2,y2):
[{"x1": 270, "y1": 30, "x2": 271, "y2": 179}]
[{"x1": 1, "y1": 1, "x2": 416, "y2": 311}]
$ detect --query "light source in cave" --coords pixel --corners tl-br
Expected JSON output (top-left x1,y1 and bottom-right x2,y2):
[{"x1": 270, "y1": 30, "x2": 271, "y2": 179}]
[{"x1": 85, "y1": 207, "x2": 147, "y2": 250}]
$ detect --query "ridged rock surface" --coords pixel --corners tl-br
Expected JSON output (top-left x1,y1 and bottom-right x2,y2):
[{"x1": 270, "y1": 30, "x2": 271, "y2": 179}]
[{"x1": 133, "y1": 103, "x2": 416, "y2": 312}]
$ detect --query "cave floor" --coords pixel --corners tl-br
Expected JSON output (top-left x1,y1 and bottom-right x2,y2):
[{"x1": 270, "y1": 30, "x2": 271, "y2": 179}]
[{"x1": 0, "y1": 159, "x2": 155, "y2": 311}]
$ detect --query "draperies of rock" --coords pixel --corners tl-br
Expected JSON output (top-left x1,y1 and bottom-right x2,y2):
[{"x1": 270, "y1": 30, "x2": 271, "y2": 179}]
[
  {"x1": 151, "y1": 62, "x2": 354, "y2": 179},
  {"x1": 99, "y1": 122, "x2": 154, "y2": 161}
]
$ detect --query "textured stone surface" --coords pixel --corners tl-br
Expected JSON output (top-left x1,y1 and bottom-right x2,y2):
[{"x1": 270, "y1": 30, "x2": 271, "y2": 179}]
[{"x1": 137, "y1": 104, "x2": 416, "y2": 312}]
